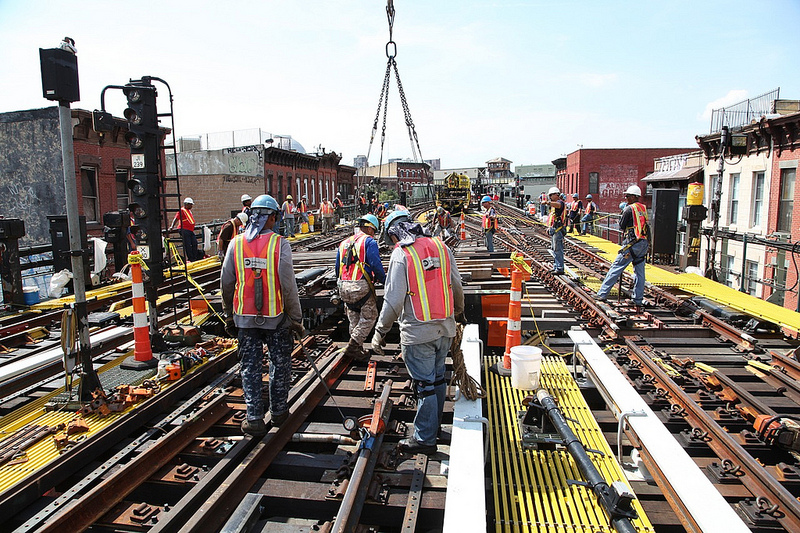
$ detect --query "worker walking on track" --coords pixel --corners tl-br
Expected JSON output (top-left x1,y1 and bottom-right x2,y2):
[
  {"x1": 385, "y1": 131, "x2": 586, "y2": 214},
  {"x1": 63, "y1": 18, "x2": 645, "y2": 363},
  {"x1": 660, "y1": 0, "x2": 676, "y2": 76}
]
[
  {"x1": 280, "y1": 195, "x2": 296, "y2": 238},
  {"x1": 371, "y1": 211, "x2": 464, "y2": 455},
  {"x1": 217, "y1": 212, "x2": 248, "y2": 258},
  {"x1": 433, "y1": 206, "x2": 453, "y2": 238},
  {"x1": 547, "y1": 187, "x2": 566, "y2": 274},
  {"x1": 566, "y1": 193, "x2": 582, "y2": 233},
  {"x1": 481, "y1": 195, "x2": 498, "y2": 252},
  {"x1": 168, "y1": 197, "x2": 201, "y2": 262},
  {"x1": 320, "y1": 197, "x2": 335, "y2": 235},
  {"x1": 596, "y1": 185, "x2": 650, "y2": 310},
  {"x1": 336, "y1": 214, "x2": 386, "y2": 362},
  {"x1": 221, "y1": 194, "x2": 304, "y2": 437}
]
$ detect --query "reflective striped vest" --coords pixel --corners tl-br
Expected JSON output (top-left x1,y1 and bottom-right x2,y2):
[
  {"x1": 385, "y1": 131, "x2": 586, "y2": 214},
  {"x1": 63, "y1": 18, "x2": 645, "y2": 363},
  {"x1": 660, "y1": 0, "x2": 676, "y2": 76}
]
[
  {"x1": 338, "y1": 233, "x2": 369, "y2": 281},
  {"x1": 585, "y1": 201, "x2": 597, "y2": 215},
  {"x1": 232, "y1": 233, "x2": 283, "y2": 318},
  {"x1": 402, "y1": 237, "x2": 454, "y2": 321},
  {"x1": 570, "y1": 200, "x2": 581, "y2": 212},
  {"x1": 548, "y1": 201, "x2": 566, "y2": 228},
  {"x1": 482, "y1": 208, "x2": 498, "y2": 230},
  {"x1": 177, "y1": 207, "x2": 195, "y2": 231},
  {"x1": 629, "y1": 202, "x2": 648, "y2": 240},
  {"x1": 321, "y1": 202, "x2": 334, "y2": 215}
]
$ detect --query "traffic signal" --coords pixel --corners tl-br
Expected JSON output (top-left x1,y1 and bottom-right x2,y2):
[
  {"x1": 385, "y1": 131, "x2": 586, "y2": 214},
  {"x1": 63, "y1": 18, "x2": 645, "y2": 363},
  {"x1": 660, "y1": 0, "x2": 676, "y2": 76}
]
[{"x1": 123, "y1": 81, "x2": 163, "y2": 284}]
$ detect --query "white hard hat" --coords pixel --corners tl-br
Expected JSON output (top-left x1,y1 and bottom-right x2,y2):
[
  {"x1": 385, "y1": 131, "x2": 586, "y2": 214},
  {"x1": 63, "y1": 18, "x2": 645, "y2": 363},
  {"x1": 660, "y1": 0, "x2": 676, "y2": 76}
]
[
  {"x1": 548, "y1": 186, "x2": 560, "y2": 196},
  {"x1": 625, "y1": 185, "x2": 642, "y2": 196},
  {"x1": 241, "y1": 194, "x2": 252, "y2": 202},
  {"x1": 236, "y1": 212, "x2": 248, "y2": 224},
  {"x1": 184, "y1": 197, "x2": 194, "y2": 204}
]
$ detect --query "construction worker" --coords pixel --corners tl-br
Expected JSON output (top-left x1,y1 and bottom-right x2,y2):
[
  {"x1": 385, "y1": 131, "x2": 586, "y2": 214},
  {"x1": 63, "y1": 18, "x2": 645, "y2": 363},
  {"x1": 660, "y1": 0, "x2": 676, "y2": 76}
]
[
  {"x1": 320, "y1": 197, "x2": 335, "y2": 235},
  {"x1": 297, "y1": 195, "x2": 309, "y2": 229},
  {"x1": 596, "y1": 185, "x2": 650, "y2": 309},
  {"x1": 433, "y1": 206, "x2": 453, "y2": 238},
  {"x1": 539, "y1": 191, "x2": 549, "y2": 217},
  {"x1": 333, "y1": 192, "x2": 344, "y2": 221},
  {"x1": 481, "y1": 195, "x2": 498, "y2": 252},
  {"x1": 547, "y1": 187, "x2": 566, "y2": 274},
  {"x1": 281, "y1": 195, "x2": 296, "y2": 238},
  {"x1": 168, "y1": 198, "x2": 201, "y2": 262},
  {"x1": 221, "y1": 194, "x2": 303, "y2": 436},
  {"x1": 525, "y1": 197, "x2": 537, "y2": 218},
  {"x1": 566, "y1": 193, "x2": 583, "y2": 233},
  {"x1": 241, "y1": 194, "x2": 252, "y2": 216},
  {"x1": 358, "y1": 193, "x2": 367, "y2": 215},
  {"x1": 581, "y1": 194, "x2": 598, "y2": 235},
  {"x1": 217, "y1": 212, "x2": 248, "y2": 258},
  {"x1": 371, "y1": 211, "x2": 464, "y2": 455},
  {"x1": 375, "y1": 202, "x2": 388, "y2": 219},
  {"x1": 336, "y1": 214, "x2": 386, "y2": 361}
]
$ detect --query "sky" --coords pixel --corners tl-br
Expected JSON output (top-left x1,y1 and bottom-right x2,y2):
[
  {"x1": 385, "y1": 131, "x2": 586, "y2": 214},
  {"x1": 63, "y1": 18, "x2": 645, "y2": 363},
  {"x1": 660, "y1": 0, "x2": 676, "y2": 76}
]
[{"x1": 1, "y1": 0, "x2": 799, "y2": 169}]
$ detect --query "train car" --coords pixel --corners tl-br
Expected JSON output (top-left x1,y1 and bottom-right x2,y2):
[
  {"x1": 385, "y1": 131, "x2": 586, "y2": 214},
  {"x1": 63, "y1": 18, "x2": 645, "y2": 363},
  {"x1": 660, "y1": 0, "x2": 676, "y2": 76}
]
[{"x1": 436, "y1": 172, "x2": 472, "y2": 214}]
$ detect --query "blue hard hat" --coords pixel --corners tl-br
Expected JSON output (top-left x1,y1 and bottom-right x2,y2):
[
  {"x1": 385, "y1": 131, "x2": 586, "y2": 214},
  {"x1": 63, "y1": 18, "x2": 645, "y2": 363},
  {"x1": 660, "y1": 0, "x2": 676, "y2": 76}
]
[
  {"x1": 481, "y1": 195, "x2": 492, "y2": 203},
  {"x1": 358, "y1": 214, "x2": 380, "y2": 231},
  {"x1": 382, "y1": 210, "x2": 411, "y2": 245},
  {"x1": 384, "y1": 202, "x2": 389, "y2": 208},
  {"x1": 251, "y1": 194, "x2": 279, "y2": 213}
]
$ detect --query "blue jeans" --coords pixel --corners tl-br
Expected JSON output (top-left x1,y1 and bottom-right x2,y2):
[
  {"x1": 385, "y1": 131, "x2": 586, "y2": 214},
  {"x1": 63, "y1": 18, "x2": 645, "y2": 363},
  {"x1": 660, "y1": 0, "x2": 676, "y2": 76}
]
[
  {"x1": 596, "y1": 239, "x2": 648, "y2": 305},
  {"x1": 402, "y1": 336, "x2": 451, "y2": 445},
  {"x1": 484, "y1": 229, "x2": 494, "y2": 252},
  {"x1": 581, "y1": 214, "x2": 595, "y2": 235},
  {"x1": 283, "y1": 217, "x2": 295, "y2": 237},
  {"x1": 550, "y1": 228, "x2": 564, "y2": 271}
]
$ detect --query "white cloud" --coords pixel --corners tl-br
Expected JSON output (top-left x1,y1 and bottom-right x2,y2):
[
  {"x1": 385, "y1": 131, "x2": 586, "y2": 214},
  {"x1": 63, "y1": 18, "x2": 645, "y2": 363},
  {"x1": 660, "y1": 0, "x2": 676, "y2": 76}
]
[{"x1": 700, "y1": 90, "x2": 749, "y2": 121}]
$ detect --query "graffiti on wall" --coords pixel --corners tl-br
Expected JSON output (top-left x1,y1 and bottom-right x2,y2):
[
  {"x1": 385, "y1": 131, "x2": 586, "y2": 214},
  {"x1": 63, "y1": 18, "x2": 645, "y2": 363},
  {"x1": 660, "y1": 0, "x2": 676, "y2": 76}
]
[
  {"x1": 222, "y1": 175, "x2": 261, "y2": 184},
  {"x1": 5, "y1": 183, "x2": 37, "y2": 214}
]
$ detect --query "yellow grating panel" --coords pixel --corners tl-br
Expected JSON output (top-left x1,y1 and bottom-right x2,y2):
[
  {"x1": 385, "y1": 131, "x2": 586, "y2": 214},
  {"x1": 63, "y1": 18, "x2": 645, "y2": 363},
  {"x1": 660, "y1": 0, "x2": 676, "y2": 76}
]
[
  {"x1": 0, "y1": 340, "x2": 230, "y2": 494},
  {"x1": 485, "y1": 355, "x2": 654, "y2": 532},
  {"x1": 31, "y1": 256, "x2": 221, "y2": 310}
]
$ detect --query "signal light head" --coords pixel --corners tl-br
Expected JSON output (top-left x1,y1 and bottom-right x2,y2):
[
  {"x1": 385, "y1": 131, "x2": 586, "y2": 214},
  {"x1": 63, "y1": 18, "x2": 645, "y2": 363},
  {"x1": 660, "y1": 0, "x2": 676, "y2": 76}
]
[
  {"x1": 125, "y1": 131, "x2": 143, "y2": 149},
  {"x1": 124, "y1": 108, "x2": 142, "y2": 125},
  {"x1": 127, "y1": 178, "x2": 146, "y2": 196},
  {"x1": 126, "y1": 88, "x2": 142, "y2": 103}
]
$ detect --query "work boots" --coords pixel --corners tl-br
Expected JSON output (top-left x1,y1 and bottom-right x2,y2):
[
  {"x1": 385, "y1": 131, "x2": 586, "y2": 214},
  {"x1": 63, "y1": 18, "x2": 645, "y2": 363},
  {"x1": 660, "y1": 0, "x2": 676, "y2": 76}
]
[{"x1": 241, "y1": 418, "x2": 267, "y2": 437}]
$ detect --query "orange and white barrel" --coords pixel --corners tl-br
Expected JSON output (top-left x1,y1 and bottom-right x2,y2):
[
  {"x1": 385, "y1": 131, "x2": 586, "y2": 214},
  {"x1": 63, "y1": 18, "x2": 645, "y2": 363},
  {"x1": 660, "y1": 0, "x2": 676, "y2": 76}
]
[
  {"x1": 128, "y1": 251, "x2": 153, "y2": 363},
  {"x1": 502, "y1": 267, "x2": 524, "y2": 370},
  {"x1": 460, "y1": 213, "x2": 466, "y2": 240}
]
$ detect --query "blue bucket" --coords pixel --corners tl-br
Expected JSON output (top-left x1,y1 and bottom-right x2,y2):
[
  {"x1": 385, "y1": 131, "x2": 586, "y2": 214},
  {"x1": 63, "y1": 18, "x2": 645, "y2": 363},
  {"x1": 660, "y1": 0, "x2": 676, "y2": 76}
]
[{"x1": 23, "y1": 286, "x2": 40, "y2": 306}]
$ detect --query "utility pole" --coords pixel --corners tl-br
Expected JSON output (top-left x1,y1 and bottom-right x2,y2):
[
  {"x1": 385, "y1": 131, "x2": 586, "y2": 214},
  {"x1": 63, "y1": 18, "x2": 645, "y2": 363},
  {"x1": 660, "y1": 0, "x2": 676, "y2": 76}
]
[
  {"x1": 40, "y1": 38, "x2": 102, "y2": 398},
  {"x1": 706, "y1": 125, "x2": 729, "y2": 281}
]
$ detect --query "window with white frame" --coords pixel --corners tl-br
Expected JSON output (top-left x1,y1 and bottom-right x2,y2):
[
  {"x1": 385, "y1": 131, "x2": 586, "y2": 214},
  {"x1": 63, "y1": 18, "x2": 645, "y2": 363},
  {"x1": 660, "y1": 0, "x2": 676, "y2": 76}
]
[
  {"x1": 751, "y1": 171, "x2": 764, "y2": 228},
  {"x1": 725, "y1": 255, "x2": 736, "y2": 288},
  {"x1": 81, "y1": 166, "x2": 99, "y2": 222},
  {"x1": 746, "y1": 260, "x2": 759, "y2": 296},
  {"x1": 778, "y1": 168, "x2": 795, "y2": 233},
  {"x1": 728, "y1": 173, "x2": 739, "y2": 225},
  {"x1": 115, "y1": 169, "x2": 130, "y2": 210}
]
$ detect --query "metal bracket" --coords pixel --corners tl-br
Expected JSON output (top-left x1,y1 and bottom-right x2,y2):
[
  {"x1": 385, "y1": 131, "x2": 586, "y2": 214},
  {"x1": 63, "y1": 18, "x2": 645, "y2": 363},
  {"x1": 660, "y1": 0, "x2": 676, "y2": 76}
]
[{"x1": 617, "y1": 409, "x2": 647, "y2": 464}]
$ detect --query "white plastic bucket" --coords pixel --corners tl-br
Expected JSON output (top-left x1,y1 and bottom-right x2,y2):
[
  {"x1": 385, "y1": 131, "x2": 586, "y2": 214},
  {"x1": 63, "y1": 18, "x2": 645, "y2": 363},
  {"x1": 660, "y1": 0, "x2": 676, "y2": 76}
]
[{"x1": 510, "y1": 345, "x2": 542, "y2": 390}]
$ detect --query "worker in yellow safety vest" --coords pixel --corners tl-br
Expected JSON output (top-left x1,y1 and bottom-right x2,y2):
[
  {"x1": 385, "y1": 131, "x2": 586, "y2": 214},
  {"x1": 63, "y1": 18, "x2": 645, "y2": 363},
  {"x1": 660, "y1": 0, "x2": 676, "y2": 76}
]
[{"x1": 371, "y1": 210, "x2": 464, "y2": 455}]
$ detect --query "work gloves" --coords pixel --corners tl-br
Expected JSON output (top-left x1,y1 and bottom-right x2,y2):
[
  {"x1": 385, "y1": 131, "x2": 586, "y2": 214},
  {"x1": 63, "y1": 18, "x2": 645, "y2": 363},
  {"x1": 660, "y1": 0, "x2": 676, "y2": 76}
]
[
  {"x1": 370, "y1": 331, "x2": 386, "y2": 356},
  {"x1": 290, "y1": 320, "x2": 305, "y2": 339},
  {"x1": 224, "y1": 317, "x2": 237, "y2": 338},
  {"x1": 455, "y1": 312, "x2": 467, "y2": 325}
]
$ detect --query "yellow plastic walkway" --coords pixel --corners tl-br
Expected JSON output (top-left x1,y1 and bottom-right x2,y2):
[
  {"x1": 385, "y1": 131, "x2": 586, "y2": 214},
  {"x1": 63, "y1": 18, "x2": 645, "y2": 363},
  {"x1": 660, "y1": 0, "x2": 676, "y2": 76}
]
[
  {"x1": 573, "y1": 234, "x2": 800, "y2": 334},
  {"x1": 485, "y1": 355, "x2": 654, "y2": 532}
]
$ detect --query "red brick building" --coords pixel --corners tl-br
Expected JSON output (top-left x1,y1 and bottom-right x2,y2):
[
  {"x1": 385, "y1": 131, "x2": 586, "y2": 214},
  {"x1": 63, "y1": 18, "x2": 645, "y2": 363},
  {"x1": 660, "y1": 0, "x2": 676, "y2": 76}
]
[{"x1": 553, "y1": 148, "x2": 695, "y2": 213}]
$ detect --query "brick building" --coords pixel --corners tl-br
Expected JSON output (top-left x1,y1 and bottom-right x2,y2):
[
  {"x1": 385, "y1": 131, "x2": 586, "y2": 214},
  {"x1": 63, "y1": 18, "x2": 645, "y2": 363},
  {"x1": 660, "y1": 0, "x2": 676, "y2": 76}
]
[
  {"x1": 0, "y1": 107, "x2": 141, "y2": 245},
  {"x1": 167, "y1": 146, "x2": 356, "y2": 223},
  {"x1": 553, "y1": 148, "x2": 695, "y2": 213},
  {"x1": 696, "y1": 102, "x2": 800, "y2": 308},
  {"x1": 362, "y1": 160, "x2": 432, "y2": 195}
]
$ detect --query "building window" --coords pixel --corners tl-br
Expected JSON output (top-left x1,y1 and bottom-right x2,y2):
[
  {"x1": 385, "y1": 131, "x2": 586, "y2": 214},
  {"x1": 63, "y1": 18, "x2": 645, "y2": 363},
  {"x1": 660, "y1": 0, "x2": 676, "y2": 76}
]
[
  {"x1": 777, "y1": 168, "x2": 795, "y2": 233},
  {"x1": 746, "y1": 260, "x2": 759, "y2": 296},
  {"x1": 277, "y1": 173, "x2": 283, "y2": 199},
  {"x1": 751, "y1": 171, "x2": 764, "y2": 227},
  {"x1": 267, "y1": 172, "x2": 273, "y2": 196},
  {"x1": 728, "y1": 173, "x2": 739, "y2": 225},
  {"x1": 589, "y1": 172, "x2": 599, "y2": 195},
  {"x1": 81, "y1": 167, "x2": 99, "y2": 222},
  {"x1": 725, "y1": 255, "x2": 736, "y2": 288},
  {"x1": 115, "y1": 169, "x2": 130, "y2": 210}
]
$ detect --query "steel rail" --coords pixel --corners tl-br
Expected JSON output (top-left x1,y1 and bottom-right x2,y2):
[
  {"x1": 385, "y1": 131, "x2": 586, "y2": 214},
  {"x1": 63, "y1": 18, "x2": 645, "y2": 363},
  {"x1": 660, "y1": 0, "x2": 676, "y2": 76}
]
[{"x1": 623, "y1": 337, "x2": 800, "y2": 531}]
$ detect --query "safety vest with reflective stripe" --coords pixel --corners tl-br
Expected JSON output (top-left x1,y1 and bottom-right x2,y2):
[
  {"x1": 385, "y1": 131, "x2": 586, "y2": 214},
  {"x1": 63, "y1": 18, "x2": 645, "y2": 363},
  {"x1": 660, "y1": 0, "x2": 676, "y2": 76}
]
[
  {"x1": 629, "y1": 202, "x2": 648, "y2": 240},
  {"x1": 437, "y1": 212, "x2": 451, "y2": 227},
  {"x1": 482, "y1": 208, "x2": 498, "y2": 230},
  {"x1": 585, "y1": 201, "x2": 597, "y2": 215},
  {"x1": 176, "y1": 207, "x2": 195, "y2": 231},
  {"x1": 232, "y1": 233, "x2": 283, "y2": 318},
  {"x1": 321, "y1": 202, "x2": 334, "y2": 215},
  {"x1": 569, "y1": 200, "x2": 581, "y2": 212},
  {"x1": 402, "y1": 237, "x2": 453, "y2": 321},
  {"x1": 338, "y1": 233, "x2": 368, "y2": 281},
  {"x1": 527, "y1": 203, "x2": 536, "y2": 215},
  {"x1": 548, "y1": 201, "x2": 566, "y2": 228}
]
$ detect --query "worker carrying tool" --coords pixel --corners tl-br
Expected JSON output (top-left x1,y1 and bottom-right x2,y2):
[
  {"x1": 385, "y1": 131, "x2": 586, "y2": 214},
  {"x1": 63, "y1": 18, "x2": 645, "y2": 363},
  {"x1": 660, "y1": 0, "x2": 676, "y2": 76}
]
[
  {"x1": 217, "y1": 212, "x2": 248, "y2": 258},
  {"x1": 221, "y1": 194, "x2": 304, "y2": 437},
  {"x1": 480, "y1": 195, "x2": 498, "y2": 252},
  {"x1": 335, "y1": 214, "x2": 386, "y2": 362},
  {"x1": 595, "y1": 184, "x2": 650, "y2": 310},
  {"x1": 547, "y1": 186, "x2": 566, "y2": 274},
  {"x1": 371, "y1": 211, "x2": 465, "y2": 455},
  {"x1": 432, "y1": 205, "x2": 453, "y2": 238}
]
